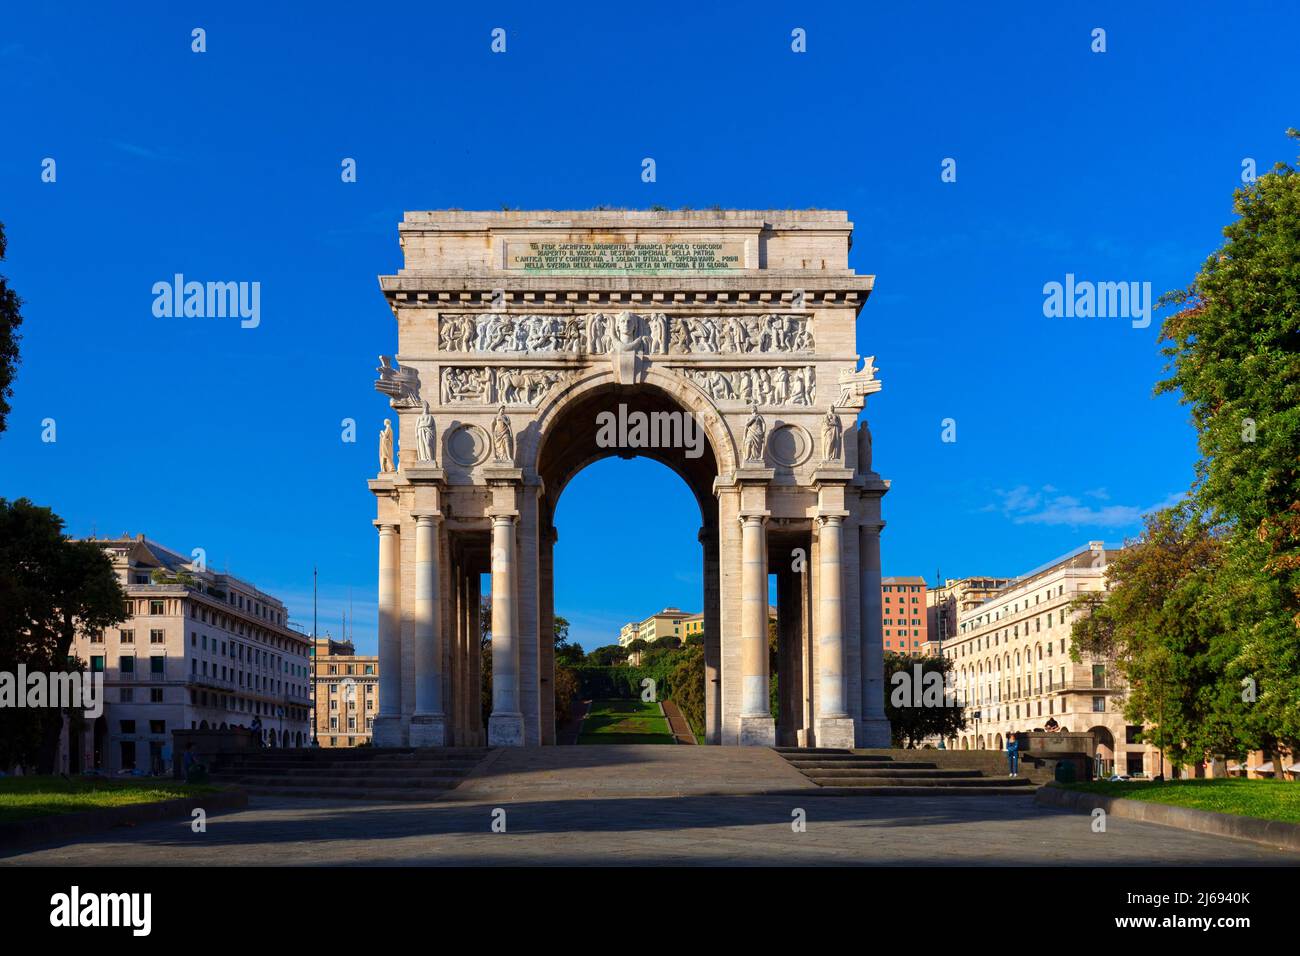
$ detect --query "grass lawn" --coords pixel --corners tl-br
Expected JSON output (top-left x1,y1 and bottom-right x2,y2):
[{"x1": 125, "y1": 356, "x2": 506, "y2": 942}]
[
  {"x1": 0, "y1": 776, "x2": 219, "y2": 824},
  {"x1": 577, "y1": 699, "x2": 675, "y2": 745},
  {"x1": 1061, "y1": 778, "x2": 1300, "y2": 825}
]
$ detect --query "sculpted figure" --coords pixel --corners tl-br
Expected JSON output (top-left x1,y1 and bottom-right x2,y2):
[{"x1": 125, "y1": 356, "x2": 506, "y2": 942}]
[
  {"x1": 492, "y1": 406, "x2": 515, "y2": 463},
  {"x1": 772, "y1": 365, "x2": 789, "y2": 405},
  {"x1": 379, "y1": 419, "x2": 395, "y2": 473},
  {"x1": 649, "y1": 314, "x2": 667, "y2": 354},
  {"x1": 670, "y1": 320, "x2": 689, "y2": 353},
  {"x1": 791, "y1": 368, "x2": 809, "y2": 405},
  {"x1": 744, "y1": 407, "x2": 766, "y2": 463},
  {"x1": 861, "y1": 419, "x2": 874, "y2": 474},
  {"x1": 822, "y1": 405, "x2": 842, "y2": 461},
  {"x1": 416, "y1": 401, "x2": 436, "y2": 463}
]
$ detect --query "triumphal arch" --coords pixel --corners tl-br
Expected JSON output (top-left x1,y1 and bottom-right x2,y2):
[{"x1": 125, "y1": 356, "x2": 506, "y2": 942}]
[{"x1": 369, "y1": 210, "x2": 890, "y2": 749}]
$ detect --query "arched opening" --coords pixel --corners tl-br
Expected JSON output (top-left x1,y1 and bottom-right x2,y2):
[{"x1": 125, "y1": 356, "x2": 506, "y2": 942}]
[
  {"x1": 1090, "y1": 724, "x2": 1115, "y2": 777},
  {"x1": 533, "y1": 382, "x2": 726, "y2": 745}
]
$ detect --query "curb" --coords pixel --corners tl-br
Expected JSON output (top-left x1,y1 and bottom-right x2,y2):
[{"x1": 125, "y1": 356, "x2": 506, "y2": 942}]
[
  {"x1": 1035, "y1": 784, "x2": 1300, "y2": 853},
  {"x1": 0, "y1": 788, "x2": 248, "y2": 854}
]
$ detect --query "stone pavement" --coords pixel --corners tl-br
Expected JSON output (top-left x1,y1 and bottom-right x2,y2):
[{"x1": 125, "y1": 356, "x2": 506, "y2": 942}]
[{"x1": 1, "y1": 747, "x2": 1295, "y2": 866}]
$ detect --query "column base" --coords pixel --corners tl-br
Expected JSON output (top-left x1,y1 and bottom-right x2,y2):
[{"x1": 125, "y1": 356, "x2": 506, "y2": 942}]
[
  {"x1": 409, "y1": 714, "x2": 447, "y2": 748},
  {"x1": 815, "y1": 716, "x2": 856, "y2": 750},
  {"x1": 738, "y1": 715, "x2": 776, "y2": 747},
  {"x1": 859, "y1": 716, "x2": 892, "y2": 748},
  {"x1": 372, "y1": 715, "x2": 406, "y2": 748},
  {"x1": 488, "y1": 712, "x2": 525, "y2": 747}
]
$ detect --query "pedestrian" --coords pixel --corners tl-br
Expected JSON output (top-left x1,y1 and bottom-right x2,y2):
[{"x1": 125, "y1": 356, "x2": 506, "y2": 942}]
[
  {"x1": 251, "y1": 716, "x2": 263, "y2": 748},
  {"x1": 1006, "y1": 732, "x2": 1020, "y2": 777}
]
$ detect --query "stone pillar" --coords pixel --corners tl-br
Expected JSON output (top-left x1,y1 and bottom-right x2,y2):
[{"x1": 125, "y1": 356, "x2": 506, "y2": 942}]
[
  {"x1": 815, "y1": 514, "x2": 856, "y2": 748},
  {"x1": 776, "y1": 561, "x2": 805, "y2": 747},
  {"x1": 488, "y1": 514, "x2": 524, "y2": 746},
  {"x1": 738, "y1": 513, "x2": 775, "y2": 745},
  {"x1": 539, "y1": 525, "x2": 557, "y2": 745},
  {"x1": 857, "y1": 515, "x2": 891, "y2": 746},
  {"x1": 410, "y1": 514, "x2": 446, "y2": 746},
  {"x1": 700, "y1": 524, "x2": 721, "y2": 744},
  {"x1": 372, "y1": 521, "x2": 403, "y2": 747}
]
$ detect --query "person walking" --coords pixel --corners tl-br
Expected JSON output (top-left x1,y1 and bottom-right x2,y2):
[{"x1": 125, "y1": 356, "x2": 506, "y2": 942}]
[{"x1": 1006, "y1": 732, "x2": 1020, "y2": 777}]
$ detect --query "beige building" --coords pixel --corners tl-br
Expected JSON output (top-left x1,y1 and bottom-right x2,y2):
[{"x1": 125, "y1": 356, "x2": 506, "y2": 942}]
[
  {"x1": 618, "y1": 607, "x2": 696, "y2": 648},
  {"x1": 310, "y1": 638, "x2": 378, "y2": 747},
  {"x1": 926, "y1": 575, "x2": 1013, "y2": 654},
  {"x1": 941, "y1": 541, "x2": 1161, "y2": 776},
  {"x1": 64, "y1": 535, "x2": 312, "y2": 774},
  {"x1": 368, "y1": 209, "x2": 890, "y2": 749}
]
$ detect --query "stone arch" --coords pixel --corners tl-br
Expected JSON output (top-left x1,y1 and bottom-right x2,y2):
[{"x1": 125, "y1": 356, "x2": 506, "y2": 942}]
[{"x1": 527, "y1": 364, "x2": 740, "y2": 482}]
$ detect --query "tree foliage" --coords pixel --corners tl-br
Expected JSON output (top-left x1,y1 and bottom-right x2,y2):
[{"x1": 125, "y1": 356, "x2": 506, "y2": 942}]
[
  {"x1": 882, "y1": 651, "x2": 966, "y2": 748},
  {"x1": 0, "y1": 499, "x2": 126, "y2": 770},
  {"x1": 0, "y1": 222, "x2": 22, "y2": 434}
]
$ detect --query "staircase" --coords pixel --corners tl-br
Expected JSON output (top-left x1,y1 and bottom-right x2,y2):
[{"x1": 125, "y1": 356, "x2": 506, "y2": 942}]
[
  {"x1": 775, "y1": 747, "x2": 1036, "y2": 795},
  {"x1": 211, "y1": 747, "x2": 490, "y2": 801}
]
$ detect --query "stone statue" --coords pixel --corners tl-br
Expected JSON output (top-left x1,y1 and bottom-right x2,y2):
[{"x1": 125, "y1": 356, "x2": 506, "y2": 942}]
[
  {"x1": 492, "y1": 406, "x2": 515, "y2": 464},
  {"x1": 822, "y1": 405, "x2": 842, "y2": 461},
  {"x1": 744, "y1": 406, "x2": 766, "y2": 463},
  {"x1": 379, "y1": 419, "x2": 395, "y2": 473},
  {"x1": 416, "y1": 401, "x2": 435, "y2": 463},
  {"x1": 859, "y1": 419, "x2": 874, "y2": 474}
]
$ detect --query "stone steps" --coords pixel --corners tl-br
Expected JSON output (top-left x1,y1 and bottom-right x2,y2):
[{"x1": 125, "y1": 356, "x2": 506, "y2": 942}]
[
  {"x1": 785, "y1": 759, "x2": 938, "y2": 771},
  {"x1": 774, "y1": 747, "x2": 1036, "y2": 794},
  {"x1": 210, "y1": 747, "x2": 490, "y2": 800}
]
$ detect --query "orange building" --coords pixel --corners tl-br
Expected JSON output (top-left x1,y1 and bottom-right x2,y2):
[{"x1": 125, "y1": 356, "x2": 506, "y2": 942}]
[{"x1": 881, "y1": 576, "x2": 928, "y2": 654}]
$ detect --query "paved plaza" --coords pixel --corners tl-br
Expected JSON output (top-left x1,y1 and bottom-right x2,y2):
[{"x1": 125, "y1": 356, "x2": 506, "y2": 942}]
[{"x1": 1, "y1": 747, "x2": 1296, "y2": 866}]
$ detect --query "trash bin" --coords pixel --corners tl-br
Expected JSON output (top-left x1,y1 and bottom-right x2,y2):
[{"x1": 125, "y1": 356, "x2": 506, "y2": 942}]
[{"x1": 1054, "y1": 759, "x2": 1077, "y2": 784}]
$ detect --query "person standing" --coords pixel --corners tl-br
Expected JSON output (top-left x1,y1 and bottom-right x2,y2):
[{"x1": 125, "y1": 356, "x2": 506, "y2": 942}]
[{"x1": 1006, "y1": 732, "x2": 1020, "y2": 777}]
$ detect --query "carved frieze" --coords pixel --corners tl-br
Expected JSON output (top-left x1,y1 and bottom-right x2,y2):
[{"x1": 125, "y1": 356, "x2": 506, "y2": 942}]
[
  {"x1": 681, "y1": 366, "x2": 816, "y2": 406},
  {"x1": 436, "y1": 312, "x2": 813, "y2": 356},
  {"x1": 440, "y1": 366, "x2": 571, "y2": 406}
]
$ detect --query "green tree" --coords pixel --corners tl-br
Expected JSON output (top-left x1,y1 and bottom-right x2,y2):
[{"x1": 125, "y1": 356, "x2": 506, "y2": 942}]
[
  {"x1": 0, "y1": 499, "x2": 126, "y2": 771},
  {"x1": 587, "y1": 644, "x2": 629, "y2": 666},
  {"x1": 1155, "y1": 127, "x2": 1300, "y2": 754},
  {"x1": 883, "y1": 651, "x2": 966, "y2": 748},
  {"x1": 1069, "y1": 505, "x2": 1241, "y2": 767},
  {"x1": 667, "y1": 642, "x2": 705, "y2": 737},
  {"x1": 0, "y1": 222, "x2": 22, "y2": 434}
]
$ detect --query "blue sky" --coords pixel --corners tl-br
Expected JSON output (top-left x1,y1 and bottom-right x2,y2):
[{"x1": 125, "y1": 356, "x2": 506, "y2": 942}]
[{"x1": 2, "y1": 2, "x2": 1297, "y2": 651}]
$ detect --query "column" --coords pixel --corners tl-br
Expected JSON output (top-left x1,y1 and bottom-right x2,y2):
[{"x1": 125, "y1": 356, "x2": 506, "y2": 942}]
[
  {"x1": 488, "y1": 514, "x2": 524, "y2": 745},
  {"x1": 410, "y1": 514, "x2": 446, "y2": 746},
  {"x1": 539, "y1": 525, "x2": 557, "y2": 745},
  {"x1": 737, "y1": 513, "x2": 775, "y2": 746},
  {"x1": 700, "y1": 525, "x2": 721, "y2": 744},
  {"x1": 815, "y1": 515, "x2": 856, "y2": 748},
  {"x1": 373, "y1": 521, "x2": 403, "y2": 747},
  {"x1": 858, "y1": 515, "x2": 891, "y2": 746}
]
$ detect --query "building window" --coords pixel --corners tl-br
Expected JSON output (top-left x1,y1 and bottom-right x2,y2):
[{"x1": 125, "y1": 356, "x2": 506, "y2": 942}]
[
  {"x1": 149, "y1": 600, "x2": 165, "y2": 615},
  {"x1": 120, "y1": 688, "x2": 133, "y2": 702},
  {"x1": 119, "y1": 656, "x2": 135, "y2": 674},
  {"x1": 150, "y1": 629, "x2": 164, "y2": 644},
  {"x1": 150, "y1": 689, "x2": 163, "y2": 703},
  {"x1": 120, "y1": 629, "x2": 135, "y2": 644},
  {"x1": 1092, "y1": 696, "x2": 1105, "y2": 713}
]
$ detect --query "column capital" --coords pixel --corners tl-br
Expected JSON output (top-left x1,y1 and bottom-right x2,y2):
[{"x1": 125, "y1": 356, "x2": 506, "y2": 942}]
[
  {"x1": 373, "y1": 520, "x2": 400, "y2": 533},
  {"x1": 488, "y1": 510, "x2": 519, "y2": 524},
  {"x1": 816, "y1": 511, "x2": 850, "y2": 527},
  {"x1": 737, "y1": 510, "x2": 770, "y2": 526},
  {"x1": 411, "y1": 511, "x2": 444, "y2": 524}
]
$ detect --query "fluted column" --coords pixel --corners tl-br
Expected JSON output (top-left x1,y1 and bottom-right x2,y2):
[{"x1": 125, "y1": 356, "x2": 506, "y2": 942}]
[
  {"x1": 373, "y1": 521, "x2": 403, "y2": 746},
  {"x1": 410, "y1": 514, "x2": 446, "y2": 746},
  {"x1": 737, "y1": 513, "x2": 775, "y2": 745},
  {"x1": 488, "y1": 514, "x2": 524, "y2": 746},
  {"x1": 858, "y1": 517, "x2": 891, "y2": 745},
  {"x1": 815, "y1": 514, "x2": 856, "y2": 748},
  {"x1": 699, "y1": 524, "x2": 721, "y2": 744}
]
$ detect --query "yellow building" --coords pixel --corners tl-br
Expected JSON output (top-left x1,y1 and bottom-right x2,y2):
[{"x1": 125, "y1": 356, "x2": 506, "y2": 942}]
[
  {"x1": 618, "y1": 607, "x2": 697, "y2": 648},
  {"x1": 310, "y1": 638, "x2": 379, "y2": 747}
]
